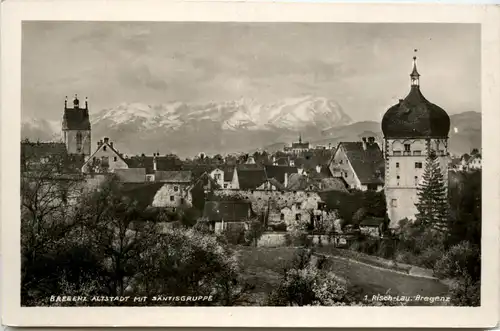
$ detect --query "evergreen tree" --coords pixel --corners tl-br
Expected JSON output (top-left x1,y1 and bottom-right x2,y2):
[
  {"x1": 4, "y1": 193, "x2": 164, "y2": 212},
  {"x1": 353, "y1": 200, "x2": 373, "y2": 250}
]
[{"x1": 415, "y1": 151, "x2": 448, "y2": 233}]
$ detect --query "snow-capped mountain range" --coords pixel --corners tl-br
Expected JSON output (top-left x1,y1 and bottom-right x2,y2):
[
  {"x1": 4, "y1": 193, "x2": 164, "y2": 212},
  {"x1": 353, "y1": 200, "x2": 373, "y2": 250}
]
[
  {"x1": 21, "y1": 96, "x2": 480, "y2": 158},
  {"x1": 90, "y1": 96, "x2": 352, "y2": 132}
]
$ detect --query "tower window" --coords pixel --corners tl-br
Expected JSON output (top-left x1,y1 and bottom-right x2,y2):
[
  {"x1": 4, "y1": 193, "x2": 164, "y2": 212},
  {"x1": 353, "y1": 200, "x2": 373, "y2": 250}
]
[
  {"x1": 415, "y1": 162, "x2": 423, "y2": 169},
  {"x1": 396, "y1": 162, "x2": 400, "y2": 168},
  {"x1": 414, "y1": 176, "x2": 418, "y2": 185},
  {"x1": 113, "y1": 156, "x2": 117, "y2": 162},
  {"x1": 103, "y1": 146, "x2": 107, "y2": 151},
  {"x1": 76, "y1": 132, "x2": 83, "y2": 152},
  {"x1": 396, "y1": 175, "x2": 400, "y2": 179},
  {"x1": 404, "y1": 144, "x2": 411, "y2": 152},
  {"x1": 170, "y1": 196, "x2": 174, "y2": 201}
]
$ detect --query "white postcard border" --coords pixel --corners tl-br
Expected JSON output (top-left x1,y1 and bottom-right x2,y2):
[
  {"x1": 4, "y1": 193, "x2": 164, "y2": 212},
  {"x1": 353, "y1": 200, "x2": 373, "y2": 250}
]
[{"x1": 1, "y1": 1, "x2": 499, "y2": 328}]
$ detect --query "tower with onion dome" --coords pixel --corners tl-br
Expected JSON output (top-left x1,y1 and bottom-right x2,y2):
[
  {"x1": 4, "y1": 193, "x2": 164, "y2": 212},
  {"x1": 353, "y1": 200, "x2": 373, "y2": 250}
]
[{"x1": 382, "y1": 55, "x2": 451, "y2": 227}]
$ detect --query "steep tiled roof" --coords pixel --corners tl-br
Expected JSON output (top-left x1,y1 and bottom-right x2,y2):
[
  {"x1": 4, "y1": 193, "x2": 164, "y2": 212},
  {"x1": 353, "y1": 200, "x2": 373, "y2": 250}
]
[
  {"x1": 121, "y1": 182, "x2": 165, "y2": 208},
  {"x1": 62, "y1": 107, "x2": 91, "y2": 131},
  {"x1": 181, "y1": 164, "x2": 217, "y2": 178},
  {"x1": 114, "y1": 168, "x2": 146, "y2": 183},
  {"x1": 83, "y1": 142, "x2": 127, "y2": 171},
  {"x1": 267, "y1": 178, "x2": 286, "y2": 190},
  {"x1": 286, "y1": 173, "x2": 321, "y2": 191},
  {"x1": 236, "y1": 164, "x2": 267, "y2": 190},
  {"x1": 265, "y1": 165, "x2": 298, "y2": 185},
  {"x1": 318, "y1": 178, "x2": 349, "y2": 192},
  {"x1": 155, "y1": 156, "x2": 183, "y2": 171},
  {"x1": 203, "y1": 201, "x2": 252, "y2": 221},
  {"x1": 155, "y1": 170, "x2": 192, "y2": 183},
  {"x1": 340, "y1": 142, "x2": 385, "y2": 185},
  {"x1": 124, "y1": 155, "x2": 183, "y2": 174},
  {"x1": 124, "y1": 156, "x2": 155, "y2": 174}
]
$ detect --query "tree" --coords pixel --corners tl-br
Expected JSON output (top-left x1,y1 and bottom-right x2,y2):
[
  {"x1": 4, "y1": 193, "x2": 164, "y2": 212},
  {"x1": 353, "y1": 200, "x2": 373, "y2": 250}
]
[
  {"x1": 21, "y1": 150, "x2": 88, "y2": 305},
  {"x1": 447, "y1": 170, "x2": 481, "y2": 247},
  {"x1": 415, "y1": 152, "x2": 448, "y2": 233},
  {"x1": 133, "y1": 228, "x2": 249, "y2": 305},
  {"x1": 244, "y1": 218, "x2": 265, "y2": 247}
]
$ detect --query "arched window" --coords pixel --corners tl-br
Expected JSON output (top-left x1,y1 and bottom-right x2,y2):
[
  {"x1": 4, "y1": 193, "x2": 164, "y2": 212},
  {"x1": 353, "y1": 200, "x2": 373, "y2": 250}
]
[{"x1": 76, "y1": 132, "x2": 83, "y2": 152}]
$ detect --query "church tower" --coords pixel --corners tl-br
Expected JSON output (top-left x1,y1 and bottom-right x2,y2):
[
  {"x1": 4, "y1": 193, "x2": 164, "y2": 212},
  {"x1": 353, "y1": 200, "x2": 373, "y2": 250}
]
[
  {"x1": 382, "y1": 55, "x2": 450, "y2": 227},
  {"x1": 62, "y1": 94, "x2": 91, "y2": 156}
]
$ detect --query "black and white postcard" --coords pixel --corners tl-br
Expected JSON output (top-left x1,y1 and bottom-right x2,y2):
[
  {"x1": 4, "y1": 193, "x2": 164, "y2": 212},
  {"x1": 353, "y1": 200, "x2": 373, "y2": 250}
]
[{"x1": 1, "y1": 0, "x2": 499, "y2": 328}]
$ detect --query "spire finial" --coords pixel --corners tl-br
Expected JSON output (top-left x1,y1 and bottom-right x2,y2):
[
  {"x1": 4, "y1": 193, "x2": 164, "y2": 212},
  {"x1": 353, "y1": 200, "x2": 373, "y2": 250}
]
[
  {"x1": 64, "y1": 96, "x2": 68, "y2": 108},
  {"x1": 410, "y1": 49, "x2": 420, "y2": 87},
  {"x1": 73, "y1": 94, "x2": 80, "y2": 108}
]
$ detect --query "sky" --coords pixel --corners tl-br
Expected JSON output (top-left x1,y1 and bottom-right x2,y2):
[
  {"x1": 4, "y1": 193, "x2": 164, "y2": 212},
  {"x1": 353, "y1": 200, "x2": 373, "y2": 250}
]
[{"x1": 22, "y1": 22, "x2": 480, "y2": 122}]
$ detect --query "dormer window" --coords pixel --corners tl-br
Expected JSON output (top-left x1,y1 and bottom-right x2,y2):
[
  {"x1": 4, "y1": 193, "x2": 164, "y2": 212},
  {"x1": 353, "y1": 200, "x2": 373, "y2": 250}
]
[{"x1": 103, "y1": 146, "x2": 107, "y2": 151}]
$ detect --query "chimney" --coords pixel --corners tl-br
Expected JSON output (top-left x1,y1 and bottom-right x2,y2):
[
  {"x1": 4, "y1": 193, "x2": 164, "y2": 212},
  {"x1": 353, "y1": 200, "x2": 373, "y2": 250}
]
[
  {"x1": 316, "y1": 165, "x2": 322, "y2": 174},
  {"x1": 103, "y1": 137, "x2": 109, "y2": 144},
  {"x1": 110, "y1": 142, "x2": 113, "y2": 148},
  {"x1": 362, "y1": 137, "x2": 367, "y2": 150},
  {"x1": 284, "y1": 172, "x2": 289, "y2": 188},
  {"x1": 368, "y1": 137, "x2": 375, "y2": 144},
  {"x1": 153, "y1": 155, "x2": 157, "y2": 171}
]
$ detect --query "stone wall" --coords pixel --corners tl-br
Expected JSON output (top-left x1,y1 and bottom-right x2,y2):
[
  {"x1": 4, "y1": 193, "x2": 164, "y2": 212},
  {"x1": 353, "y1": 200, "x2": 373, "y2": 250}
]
[
  {"x1": 214, "y1": 189, "x2": 323, "y2": 221},
  {"x1": 256, "y1": 232, "x2": 341, "y2": 248}
]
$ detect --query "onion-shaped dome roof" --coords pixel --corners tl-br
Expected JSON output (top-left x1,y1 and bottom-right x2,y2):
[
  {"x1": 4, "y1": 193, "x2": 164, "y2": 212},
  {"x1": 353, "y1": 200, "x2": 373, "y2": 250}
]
[{"x1": 381, "y1": 56, "x2": 450, "y2": 138}]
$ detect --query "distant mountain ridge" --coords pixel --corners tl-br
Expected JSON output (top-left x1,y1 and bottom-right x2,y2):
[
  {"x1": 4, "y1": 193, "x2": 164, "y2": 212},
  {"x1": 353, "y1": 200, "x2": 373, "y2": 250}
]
[{"x1": 21, "y1": 97, "x2": 480, "y2": 158}]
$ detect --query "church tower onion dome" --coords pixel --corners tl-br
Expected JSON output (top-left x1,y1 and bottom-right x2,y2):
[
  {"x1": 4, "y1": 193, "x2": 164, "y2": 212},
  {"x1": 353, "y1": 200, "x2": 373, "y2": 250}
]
[{"x1": 381, "y1": 56, "x2": 450, "y2": 138}]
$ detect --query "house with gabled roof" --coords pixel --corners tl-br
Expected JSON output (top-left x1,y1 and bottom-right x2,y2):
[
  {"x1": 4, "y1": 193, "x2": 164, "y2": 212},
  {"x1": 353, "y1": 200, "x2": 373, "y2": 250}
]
[
  {"x1": 232, "y1": 164, "x2": 267, "y2": 190},
  {"x1": 209, "y1": 165, "x2": 235, "y2": 189},
  {"x1": 264, "y1": 165, "x2": 298, "y2": 188},
  {"x1": 81, "y1": 137, "x2": 129, "y2": 174},
  {"x1": 151, "y1": 170, "x2": 194, "y2": 211},
  {"x1": 327, "y1": 137, "x2": 385, "y2": 191},
  {"x1": 202, "y1": 200, "x2": 253, "y2": 233}
]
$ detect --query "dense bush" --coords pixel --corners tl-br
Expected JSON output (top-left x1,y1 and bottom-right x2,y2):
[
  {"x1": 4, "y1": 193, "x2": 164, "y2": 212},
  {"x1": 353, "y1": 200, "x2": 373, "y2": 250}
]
[
  {"x1": 434, "y1": 241, "x2": 480, "y2": 281},
  {"x1": 266, "y1": 249, "x2": 405, "y2": 306}
]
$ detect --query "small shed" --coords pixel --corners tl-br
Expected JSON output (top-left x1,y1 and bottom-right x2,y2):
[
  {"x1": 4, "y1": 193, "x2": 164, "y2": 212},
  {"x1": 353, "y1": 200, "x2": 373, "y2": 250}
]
[
  {"x1": 359, "y1": 217, "x2": 385, "y2": 238},
  {"x1": 203, "y1": 200, "x2": 253, "y2": 233}
]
